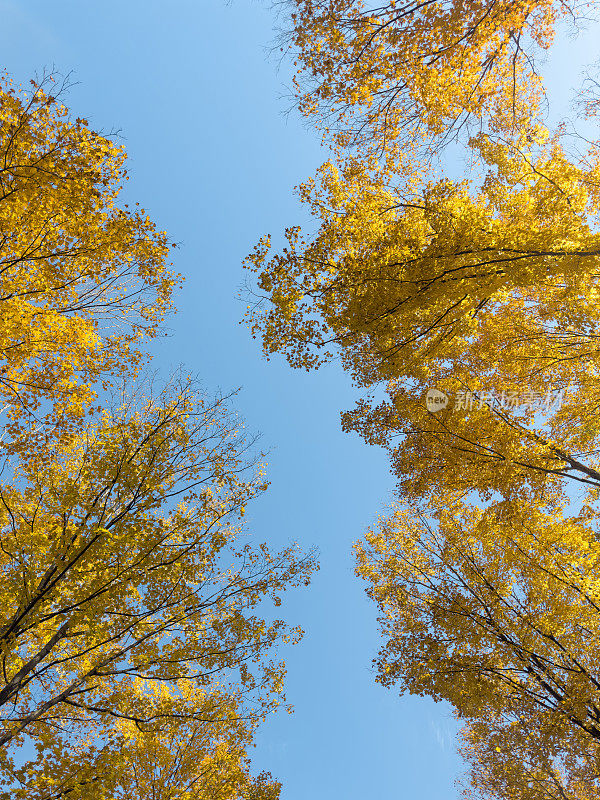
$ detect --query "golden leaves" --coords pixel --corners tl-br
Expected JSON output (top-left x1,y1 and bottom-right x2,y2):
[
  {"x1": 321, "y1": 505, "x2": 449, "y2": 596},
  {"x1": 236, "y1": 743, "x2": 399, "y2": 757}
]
[
  {"x1": 248, "y1": 2, "x2": 600, "y2": 797},
  {"x1": 0, "y1": 76, "x2": 316, "y2": 800},
  {"x1": 0, "y1": 74, "x2": 179, "y2": 437},
  {"x1": 246, "y1": 131, "x2": 600, "y2": 501},
  {"x1": 286, "y1": 0, "x2": 565, "y2": 155}
]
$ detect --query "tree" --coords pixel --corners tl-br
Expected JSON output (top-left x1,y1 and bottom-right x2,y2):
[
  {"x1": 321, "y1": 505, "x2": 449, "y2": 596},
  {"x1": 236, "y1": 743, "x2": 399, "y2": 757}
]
[
  {"x1": 108, "y1": 715, "x2": 282, "y2": 800},
  {"x1": 458, "y1": 715, "x2": 598, "y2": 800},
  {"x1": 355, "y1": 498, "x2": 600, "y2": 798},
  {"x1": 281, "y1": 0, "x2": 573, "y2": 154},
  {"x1": 0, "y1": 376, "x2": 315, "y2": 798},
  {"x1": 0, "y1": 74, "x2": 177, "y2": 436},
  {"x1": 251, "y1": 1, "x2": 600, "y2": 796},
  {"x1": 5, "y1": 689, "x2": 282, "y2": 799},
  {"x1": 0, "y1": 74, "x2": 316, "y2": 797},
  {"x1": 245, "y1": 128, "x2": 600, "y2": 505}
]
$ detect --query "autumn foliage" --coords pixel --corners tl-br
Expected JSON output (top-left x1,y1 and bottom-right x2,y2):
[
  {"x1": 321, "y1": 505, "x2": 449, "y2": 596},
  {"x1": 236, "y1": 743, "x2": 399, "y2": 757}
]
[
  {"x1": 246, "y1": 0, "x2": 600, "y2": 795},
  {"x1": 284, "y1": 0, "x2": 570, "y2": 153},
  {"x1": 0, "y1": 74, "x2": 177, "y2": 434},
  {"x1": 0, "y1": 76, "x2": 316, "y2": 799}
]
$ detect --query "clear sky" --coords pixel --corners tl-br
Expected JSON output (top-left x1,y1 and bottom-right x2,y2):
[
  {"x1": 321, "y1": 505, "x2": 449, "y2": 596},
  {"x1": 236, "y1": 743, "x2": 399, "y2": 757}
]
[{"x1": 1, "y1": 2, "x2": 596, "y2": 798}]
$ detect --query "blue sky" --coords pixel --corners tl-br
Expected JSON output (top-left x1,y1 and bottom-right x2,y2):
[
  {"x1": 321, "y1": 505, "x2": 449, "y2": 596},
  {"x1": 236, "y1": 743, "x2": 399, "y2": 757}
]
[{"x1": 1, "y1": 2, "x2": 596, "y2": 798}]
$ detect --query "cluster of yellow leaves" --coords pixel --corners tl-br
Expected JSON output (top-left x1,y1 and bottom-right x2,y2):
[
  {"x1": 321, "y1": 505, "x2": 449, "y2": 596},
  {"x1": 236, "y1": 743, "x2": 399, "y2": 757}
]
[
  {"x1": 0, "y1": 74, "x2": 178, "y2": 435},
  {"x1": 111, "y1": 704, "x2": 282, "y2": 800},
  {"x1": 0, "y1": 76, "x2": 317, "y2": 799},
  {"x1": 285, "y1": 0, "x2": 571, "y2": 154},
  {"x1": 356, "y1": 499, "x2": 600, "y2": 796},
  {"x1": 247, "y1": 128, "x2": 600, "y2": 503},
  {"x1": 248, "y1": 0, "x2": 600, "y2": 796},
  {"x1": 459, "y1": 716, "x2": 599, "y2": 800},
  {"x1": 4, "y1": 687, "x2": 282, "y2": 800},
  {"x1": 0, "y1": 376, "x2": 315, "y2": 798}
]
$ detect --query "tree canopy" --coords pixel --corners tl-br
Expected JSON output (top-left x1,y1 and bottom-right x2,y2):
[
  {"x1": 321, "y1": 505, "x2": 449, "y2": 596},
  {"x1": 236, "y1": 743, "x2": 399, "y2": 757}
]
[
  {"x1": 0, "y1": 75, "x2": 177, "y2": 436},
  {"x1": 0, "y1": 75, "x2": 316, "y2": 799},
  {"x1": 246, "y1": 0, "x2": 600, "y2": 796},
  {"x1": 284, "y1": 0, "x2": 573, "y2": 154}
]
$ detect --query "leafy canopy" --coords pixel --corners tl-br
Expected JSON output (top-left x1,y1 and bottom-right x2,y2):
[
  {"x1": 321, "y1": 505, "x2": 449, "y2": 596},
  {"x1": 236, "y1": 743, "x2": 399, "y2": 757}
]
[
  {"x1": 0, "y1": 377, "x2": 316, "y2": 798},
  {"x1": 0, "y1": 74, "x2": 177, "y2": 434},
  {"x1": 284, "y1": 0, "x2": 572, "y2": 153}
]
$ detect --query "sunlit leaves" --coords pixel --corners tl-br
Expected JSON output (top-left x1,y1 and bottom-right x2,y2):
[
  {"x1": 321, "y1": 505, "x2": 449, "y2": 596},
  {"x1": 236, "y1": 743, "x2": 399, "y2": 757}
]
[
  {"x1": 356, "y1": 499, "x2": 600, "y2": 796},
  {"x1": 0, "y1": 378, "x2": 316, "y2": 797},
  {"x1": 0, "y1": 74, "x2": 178, "y2": 434},
  {"x1": 283, "y1": 0, "x2": 571, "y2": 154}
]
